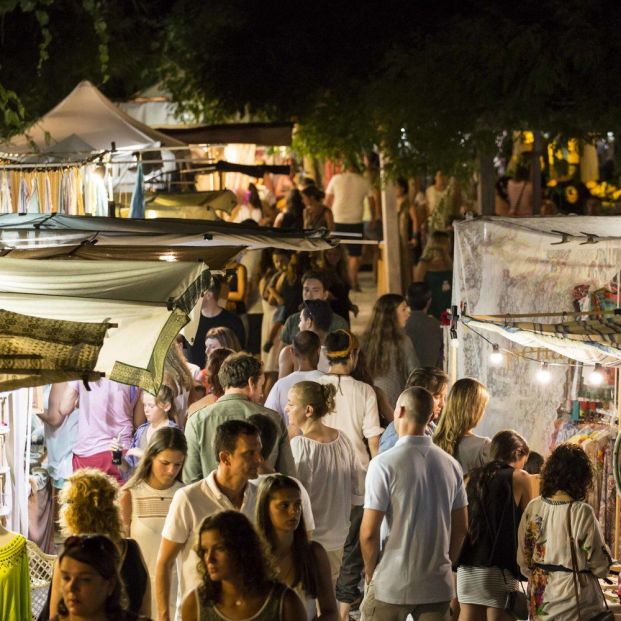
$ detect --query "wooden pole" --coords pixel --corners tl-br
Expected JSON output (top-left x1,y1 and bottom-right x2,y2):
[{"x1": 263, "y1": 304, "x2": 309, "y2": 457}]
[
  {"x1": 470, "y1": 309, "x2": 621, "y2": 321},
  {"x1": 615, "y1": 367, "x2": 621, "y2": 560},
  {"x1": 477, "y1": 152, "x2": 496, "y2": 216},
  {"x1": 379, "y1": 155, "x2": 402, "y2": 294},
  {"x1": 532, "y1": 131, "x2": 543, "y2": 214}
]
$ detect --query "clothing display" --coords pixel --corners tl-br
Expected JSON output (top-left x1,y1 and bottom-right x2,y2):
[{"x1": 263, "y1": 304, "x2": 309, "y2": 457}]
[{"x1": 0, "y1": 533, "x2": 30, "y2": 621}]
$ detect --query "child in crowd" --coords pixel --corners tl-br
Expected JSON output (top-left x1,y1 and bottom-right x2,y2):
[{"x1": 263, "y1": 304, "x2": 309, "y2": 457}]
[{"x1": 121, "y1": 385, "x2": 179, "y2": 471}]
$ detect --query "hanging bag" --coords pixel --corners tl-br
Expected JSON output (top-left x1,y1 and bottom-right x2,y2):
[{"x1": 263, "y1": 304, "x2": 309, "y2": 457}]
[{"x1": 567, "y1": 503, "x2": 614, "y2": 621}]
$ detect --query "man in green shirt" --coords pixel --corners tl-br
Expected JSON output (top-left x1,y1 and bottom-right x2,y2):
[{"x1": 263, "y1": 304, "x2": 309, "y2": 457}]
[
  {"x1": 280, "y1": 270, "x2": 349, "y2": 345},
  {"x1": 183, "y1": 352, "x2": 296, "y2": 483}
]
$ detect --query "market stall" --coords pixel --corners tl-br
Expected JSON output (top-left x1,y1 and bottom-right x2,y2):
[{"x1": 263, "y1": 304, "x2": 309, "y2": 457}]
[{"x1": 452, "y1": 215, "x2": 621, "y2": 562}]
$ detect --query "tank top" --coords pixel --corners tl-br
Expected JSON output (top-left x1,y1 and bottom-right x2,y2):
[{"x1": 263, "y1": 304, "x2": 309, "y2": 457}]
[
  {"x1": 196, "y1": 583, "x2": 288, "y2": 620},
  {"x1": 457, "y1": 465, "x2": 523, "y2": 577}
]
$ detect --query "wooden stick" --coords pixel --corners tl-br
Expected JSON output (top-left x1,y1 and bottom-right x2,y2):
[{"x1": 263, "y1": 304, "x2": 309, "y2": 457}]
[
  {"x1": 469, "y1": 309, "x2": 621, "y2": 321},
  {"x1": 615, "y1": 368, "x2": 621, "y2": 561}
]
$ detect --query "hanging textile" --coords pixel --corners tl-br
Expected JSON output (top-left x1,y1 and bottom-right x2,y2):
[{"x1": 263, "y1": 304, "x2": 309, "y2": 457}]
[
  {"x1": 26, "y1": 176, "x2": 39, "y2": 214},
  {"x1": 0, "y1": 173, "x2": 11, "y2": 214},
  {"x1": 16, "y1": 178, "x2": 28, "y2": 214},
  {"x1": 129, "y1": 162, "x2": 145, "y2": 218},
  {"x1": 42, "y1": 176, "x2": 52, "y2": 214}
]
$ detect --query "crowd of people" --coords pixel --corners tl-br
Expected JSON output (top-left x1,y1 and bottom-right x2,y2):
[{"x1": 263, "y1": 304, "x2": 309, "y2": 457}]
[{"x1": 23, "y1": 164, "x2": 614, "y2": 621}]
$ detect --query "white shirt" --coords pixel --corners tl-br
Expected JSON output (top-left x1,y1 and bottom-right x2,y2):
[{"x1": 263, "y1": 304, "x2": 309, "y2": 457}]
[
  {"x1": 252, "y1": 473, "x2": 316, "y2": 533},
  {"x1": 291, "y1": 432, "x2": 364, "y2": 551},
  {"x1": 365, "y1": 435, "x2": 467, "y2": 605},
  {"x1": 317, "y1": 374, "x2": 382, "y2": 493},
  {"x1": 264, "y1": 369, "x2": 325, "y2": 424},
  {"x1": 325, "y1": 172, "x2": 372, "y2": 224},
  {"x1": 161, "y1": 471, "x2": 257, "y2": 620}
]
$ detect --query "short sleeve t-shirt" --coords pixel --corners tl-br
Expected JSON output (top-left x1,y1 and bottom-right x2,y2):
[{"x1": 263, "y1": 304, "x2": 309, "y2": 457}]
[
  {"x1": 70, "y1": 379, "x2": 140, "y2": 457},
  {"x1": 162, "y1": 472, "x2": 257, "y2": 620},
  {"x1": 365, "y1": 435, "x2": 467, "y2": 605},
  {"x1": 325, "y1": 172, "x2": 372, "y2": 224}
]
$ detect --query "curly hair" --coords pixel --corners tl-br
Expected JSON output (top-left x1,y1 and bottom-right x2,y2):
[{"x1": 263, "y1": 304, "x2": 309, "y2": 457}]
[
  {"x1": 255, "y1": 475, "x2": 317, "y2": 598},
  {"x1": 433, "y1": 378, "x2": 489, "y2": 456},
  {"x1": 195, "y1": 511, "x2": 276, "y2": 606},
  {"x1": 59, "y1": 469, "x2": 123, "y2": 542},
  {"x1": 218, "y1": 351, "x2": 263, "y2": 389},
  {"x1": 290, "y1": 380, "x2": 336, "y2": 419},
  {"x1": 541, "y1": 443, "x2": 593, "y2": 501},
  {"x1": 360, "y1": 294, "x2": 409, "y2": 377},
  {"x1": 57, "y1": 534, "x2": 128, "y2": 617}
]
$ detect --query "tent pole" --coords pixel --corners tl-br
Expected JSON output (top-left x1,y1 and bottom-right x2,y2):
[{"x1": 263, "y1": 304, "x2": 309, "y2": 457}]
[
  {"x1": 471, "y1": 309, "x2": 621, "y2": 321},
  {"x1": 612, "y1": 369, "x2": 621, "y2": 558}
]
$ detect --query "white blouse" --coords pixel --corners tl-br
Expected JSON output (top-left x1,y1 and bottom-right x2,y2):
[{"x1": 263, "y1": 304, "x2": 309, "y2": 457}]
[{"x1": 291, "y1": 432, "x2": 363, "y2": 551}]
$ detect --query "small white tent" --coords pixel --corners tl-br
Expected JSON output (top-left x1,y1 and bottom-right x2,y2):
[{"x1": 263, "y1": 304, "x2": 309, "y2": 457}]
[{"x1": 2, "y1": 80, "x2": 185, "y2": 153}]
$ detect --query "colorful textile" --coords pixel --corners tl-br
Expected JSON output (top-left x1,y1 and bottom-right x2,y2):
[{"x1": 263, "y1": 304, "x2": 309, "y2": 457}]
[{"x1": 0, "y1": 534, "x2": 30, "y2": 621}]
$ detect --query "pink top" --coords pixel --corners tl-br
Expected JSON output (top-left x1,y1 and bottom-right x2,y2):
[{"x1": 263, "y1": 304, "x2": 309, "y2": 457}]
[{"x1": 69, "y1": 378, "x2": 140, "y2": 457}]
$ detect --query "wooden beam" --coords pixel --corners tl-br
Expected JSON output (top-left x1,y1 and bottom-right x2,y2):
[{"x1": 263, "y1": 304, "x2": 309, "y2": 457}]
[
  {"x1": 380, "y1": 157, "x2": 402, "y2": 294},
  {"x1": 477, "y1": 152, "x2": 496, "y2": 216}
]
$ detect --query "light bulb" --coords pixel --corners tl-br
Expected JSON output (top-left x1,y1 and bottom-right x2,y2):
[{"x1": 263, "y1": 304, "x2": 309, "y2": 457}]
[
  {"x1": 489, "y1": 344, "x2": 504, "y2": 366},
  {"x1": 536, "y1": 363, "x2": 551, "y2": 384},
  {"x1": 587, "y1": 364, "x2": 604, "y2": 386}
]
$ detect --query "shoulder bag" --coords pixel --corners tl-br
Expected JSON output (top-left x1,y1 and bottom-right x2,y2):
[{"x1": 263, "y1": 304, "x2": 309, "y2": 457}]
[{"x1": 567, "y1": 502, "x2": 614, "y2": 621}]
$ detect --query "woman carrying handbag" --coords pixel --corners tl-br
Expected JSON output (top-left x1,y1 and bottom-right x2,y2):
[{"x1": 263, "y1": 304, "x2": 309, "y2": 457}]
[{"x1": 517, "y1": 444, "x2": 612, "y2": 620}]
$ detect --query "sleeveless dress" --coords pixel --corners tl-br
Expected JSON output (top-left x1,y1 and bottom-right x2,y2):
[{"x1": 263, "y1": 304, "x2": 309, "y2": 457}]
[
  {"x1": 195, "y1": 583, "x2": 289, "y2": 620},
  {"x1": 130, "y1": 479, "x2": 183, "y2": 617},
  {"x1": 0, "y1": 534, "x2": 30, "y2": 620}
]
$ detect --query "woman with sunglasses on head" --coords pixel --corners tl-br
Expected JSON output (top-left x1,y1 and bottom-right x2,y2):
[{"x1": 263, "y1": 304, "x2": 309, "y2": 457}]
[
  {"x1": 181, "y1": 511, "x2": 306, "y2": 621},
  {"x1": 51, "y1": 534, "x2": 151, "y2": 621},
  {"x1": 49, "y1": 469, "x2": 150, "y2": 618},
  {"x1": 120, "y1": 427, "x2": 187, "y2": 618},
  {"x1": 255, "y1": 474, "x2": 338, "y2": 620}
]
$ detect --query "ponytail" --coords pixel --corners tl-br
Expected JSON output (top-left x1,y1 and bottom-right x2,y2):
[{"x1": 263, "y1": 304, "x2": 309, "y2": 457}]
[{"x1": 292, "y1": 381, "x2": 336, "y2": 419}]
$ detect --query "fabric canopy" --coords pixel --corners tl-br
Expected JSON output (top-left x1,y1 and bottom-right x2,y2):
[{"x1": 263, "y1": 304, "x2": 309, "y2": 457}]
[
  {"x1": 0, "y1": 81, "x2": 185, "y2": 154},
  {"x1": 0, "y1": 257, "x2": 211, "y2": 392},
  {"x1": 463, "y1": 315, "x2": 621, "y2": 366},
  {"x1": 0, "y1": 214, "x2": 332, "y2": 263},
  {"x1": 0, "y1": 309, "x2": 107, "y2": 390},
  {"x1": 159, "y1": 122, "x2": 293, "y2": 146}
]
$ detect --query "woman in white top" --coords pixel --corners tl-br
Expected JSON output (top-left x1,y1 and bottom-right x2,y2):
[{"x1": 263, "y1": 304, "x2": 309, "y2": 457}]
[
  {"x1": 433, "y1": 377, "x2": 491, "y2": 474},
  {"x1": 119, "y1": 426, "x2": 187, "y2": 618},
  {"x1": 255, "y1": 474, "x2": 338, "y2": 621},
  {"x1": 287, "y1": 381, "x2": 363, "y2": 586}
]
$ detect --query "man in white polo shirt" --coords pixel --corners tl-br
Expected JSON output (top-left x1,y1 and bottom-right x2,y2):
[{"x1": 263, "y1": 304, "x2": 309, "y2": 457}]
[
  {"x1": 360, "y1": 386, "x2": 468, "y2": 621},
  {"x1": 155, "y1": 419, "x2": 263, "y2": 621}
]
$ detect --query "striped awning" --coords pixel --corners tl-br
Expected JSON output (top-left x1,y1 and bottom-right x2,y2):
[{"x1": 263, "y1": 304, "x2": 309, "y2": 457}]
[{"x1": 463, "y1": 314, "x2": 621, "y2": 365}]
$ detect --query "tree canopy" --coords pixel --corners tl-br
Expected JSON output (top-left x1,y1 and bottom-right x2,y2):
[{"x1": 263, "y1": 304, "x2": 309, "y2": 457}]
[{"x1": 3, "y1": 0, "x2": 621, "y2": 171}]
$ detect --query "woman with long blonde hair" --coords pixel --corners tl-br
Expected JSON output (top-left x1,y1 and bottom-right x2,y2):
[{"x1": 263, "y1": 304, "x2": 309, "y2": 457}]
[
  {"x1": 433, "y1": 377, "x2": 491, "y2": 474},
  {"x1": 360, "y1": 293, "x2": 419, "y2": 407}
]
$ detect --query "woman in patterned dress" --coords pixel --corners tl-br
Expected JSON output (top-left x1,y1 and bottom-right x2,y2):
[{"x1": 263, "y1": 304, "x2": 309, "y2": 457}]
[{"x1": 517, "y1": 443, "x2": 612, "y2": 620}]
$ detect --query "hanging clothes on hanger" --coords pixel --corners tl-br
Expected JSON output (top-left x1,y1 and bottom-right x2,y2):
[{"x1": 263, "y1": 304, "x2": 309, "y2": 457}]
[
  {"x1": 42, "y1": 175, "x2": 53, "y2": 214},
  {"x1": 26, "y1": 176, "x2": 40, "y2": 214},
  {"x1": 0, "y1": 173, "x2": 12, "y2": 214},
  {"x1": 16, "y1": 177, "x2": 28, "y2": 214}
]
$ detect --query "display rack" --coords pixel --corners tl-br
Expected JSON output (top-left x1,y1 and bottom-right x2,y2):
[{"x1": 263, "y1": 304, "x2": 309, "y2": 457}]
[{"x1": 0, "y1": 395, "x2": 9, "y2": 519}]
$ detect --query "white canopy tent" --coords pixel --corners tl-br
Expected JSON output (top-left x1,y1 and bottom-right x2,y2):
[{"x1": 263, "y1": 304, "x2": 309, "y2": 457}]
[{"x1": 1, "y1": 80, "x2": 184, "y2": 153}]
